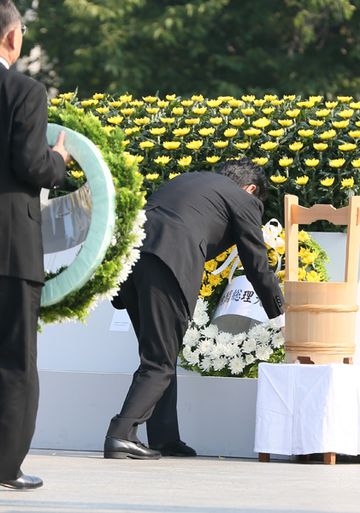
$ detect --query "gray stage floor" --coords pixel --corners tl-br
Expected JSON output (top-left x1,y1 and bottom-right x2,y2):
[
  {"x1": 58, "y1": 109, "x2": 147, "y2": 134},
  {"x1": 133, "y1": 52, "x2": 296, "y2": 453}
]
[{"x1": 0, "y1": 450, "x2": 359, "y2": 513}]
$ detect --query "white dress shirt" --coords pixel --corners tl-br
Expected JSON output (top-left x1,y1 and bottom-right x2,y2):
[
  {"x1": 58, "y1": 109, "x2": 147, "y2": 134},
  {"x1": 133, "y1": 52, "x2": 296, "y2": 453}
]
[{"x1": 0, "y1": 57, "x2": 10, "y2": 69}]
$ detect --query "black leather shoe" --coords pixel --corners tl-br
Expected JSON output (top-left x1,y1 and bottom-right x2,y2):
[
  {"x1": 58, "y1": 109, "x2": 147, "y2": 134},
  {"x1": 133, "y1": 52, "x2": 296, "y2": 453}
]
[
  {"x1": 104, "y1": 436, "x2": 161, "y2": 459},
  {"x1": 0, "y1": 471, "x2": 43, "y2": 489},
  {"x1": 152, "y1": 440, "x2": 197, "y2": 457}
]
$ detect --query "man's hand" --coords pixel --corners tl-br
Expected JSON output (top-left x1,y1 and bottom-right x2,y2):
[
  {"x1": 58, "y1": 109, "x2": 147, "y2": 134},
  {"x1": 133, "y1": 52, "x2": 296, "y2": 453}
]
[{"x1": 52, "y1": 131, "x2": 70, "y2": 164}]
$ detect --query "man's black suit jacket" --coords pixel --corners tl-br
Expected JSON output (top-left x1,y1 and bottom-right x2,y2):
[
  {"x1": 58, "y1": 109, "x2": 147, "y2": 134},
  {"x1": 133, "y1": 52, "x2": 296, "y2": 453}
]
[
  {"x1": 0, "y1": 63, "x2": 65, "y2": 283},
  {"x1": 141, "y1": 171, "x2": 284, "y2": 319}
]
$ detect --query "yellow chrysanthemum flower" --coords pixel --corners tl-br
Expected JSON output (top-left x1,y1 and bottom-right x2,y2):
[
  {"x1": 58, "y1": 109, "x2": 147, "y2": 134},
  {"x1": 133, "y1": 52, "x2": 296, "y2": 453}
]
[
  {"x1": 270, "y1": 175, "x2": 288, "y2": 184},
  {"x1": 298, "y1": 129, "x2": 314, "y2": 138},
  {"x1": 146, "y1": 107, "x2": 160, "y2": 115},
  {"x1": 295, "y1": 176, "x2": 309, "y2": 185},
  {"x1": 145, "y1": 173, "x2": 160, "y2": 181},
  {"x1": 299, "y1": 248, "x2": 317, "y2": 264},
  {"x1": 192, "y1": 107, "x2": 207, "y2": 115},
  {"x1": 286, "y1": 109, "x2": 300, "y2": 118},
  {"x1": 308, "y1": 119, "x2": 325, "y2": 127},
  {"x1": 130, "y1": 100, "x2": 144, "y2": 107},
  {"x1": 139, "y1": 141, "x2": 155, "y2": 149},
  {"x1": 298, "y1": 230, "x2": 310, "y2": 242},
  {"x1": 224, "y1": 128, "x2": 238, "y2": 138},
  {"x1": 337, "y1": 96, "x2": 353, "y2": 103},
  {"x1": 208, "y1": 274, "x2": 222, "y2": 287},
  {"x1": 60, "y1": 92, "x2": 75, "y2": 100},
  {"x1": 268, "y1": 128, "x2": 285, "y2": 137},
  {"x1": 241, "y1": 108, "x2": 255, "y2": 116},
  {"x1": 277, "y1": 270, "x2": 286, "y2": 282},
  {"x1": 230, "y1": 118, "x2": 245, "y2": 127},
  {"x1": 163, "y1": 141, "x2": 181, "y2": 150},
  {"x1": 264, "y1": 94, "x2": 277, "y2": 101},
  {"x1": 228, "y1": 99, "x2": 243, "y2": 108},
  {"x1": 123, "y1": 152, "x2": 143, "y2": 165},
  {"x1": 298, "y1": 267, "x2": 307, "y2": 281},
  {"x1": 349, "y1": 130, "x2": 360, "y2": 138},
  {"x1": 206, "y1": 156, "x2": 221, "y2": 164},
  {"x1": 325, "y1": 101, "x2": 338, "y2": 109},
  {"x1": 198, "y1": 127, "x2": 215, "y2": 137},
  {"x1": 134, "y1": 117, "x2": 150, "y2": 126},
  {"x1": 150, "y1": 127, "x2": 167, "y2": 136},
  {"x1": 124, "y1": 127, "x2": 141, "y2": 136},
  {"x1": 213, "y1": 140, "x2": 229, "y2": 149},
  {"x1": 185, "y1": 118, "x2": 200, "y2": 125},
  {"x1": 107, "y1": 116, "x2": 124, "y2": 125},
  {"x1": 319, "y1": 129, "x2": 337, "y2": 140},
  {"x1": 234, "y1": 141, "x2": 251, "y2": 150},
  {"x1": 199, "y1": 284, "x2": 213, "y2": 297},
  {"x1": 96, "y1": 107, "x2": 110, "y2": 114},
  {"x1": 305, "y1": 158, "x2": 319, "y2": 167},
  {"x1": 339, "y1": 143, "x2": 357, "y2": 151},
  {"x1": 309, "y1": 95, "x2": 323, "y2": 103},
  {"x1": 338, "y1": 109, "x2": 354, "y2": 119},
  {"x1": 191, "y1": 94, "x2": 204, "y2": 102},
  {"x1": 207, "y1": 99, "x2": 223, "y2": 108},
  {"x1": 329, "y1": 158, "x2": 345, "y2": 168},
  {"x1": 71, "y1": 170, "x2": 84, "y2": 179},
  {"x1": 306, "y1": 270, "x2": 321, "y2": 282},
  {"x1": 262, "y1": 107, "x2": 275, "y2": 115},
  {"x1": 242, "y1": 95, "x2": 255, "y2": 102},
  {"x1": 297, "y1": 100, "x2": 315, "y2": 108},
  {"x1": 350, "y1": 102, "x2": 360, "y2": 109},
  {"x1": 341, "y1": 177, "x2": 355, "y2": 188},
  {"x1": 178, "y1": 156, "x2": 193, "y2": 167},
  {"x1": 335, "y1": 120, "x2": 350, "y2": 130},
  {"x1": 210, "y1": 117, "x2": 223, "y2": 125},
  {"x1": 157, "y1": 100, "x2": 169, "y2": 108},
  {"x1": 169, "y1": 172, "x2": 180, "y2": 180},
  {"x1": 143, "y1": 96, "x2": 158, "y2": 103},
  {"x1": 260, "y1": 141, "x2": 278, "y2": 151},
  {"x1": 81, "y1": 99, "x2": 98, "y2": 107},
  {"x1": 278, "y1": 119, "x2": 293, "y2": 127},
  {"x1": 283, "y1": 95, "x2": 296, "y2": 100},
  {"x1": 279, "y1": 157, "x2": 294, "y2": 167},
  {"x1": 252, "y1": 157, "x2": 269, "y2": 166},
  {"x1": 186, "y1": 140, "x2": 203, "y2": 150},
  {"x1": 102, "y1": 126, "x2": 114, "y2": 134},
  {"x1": 121, "y1": 108, "x2": 134, "y2": 116},
  {"x1": 50, "y1": 98, "x2": 62, "y2": 106},
  {"x1": 172, "y1": 107, "x2": 184, "y2": 116},
  {"x1": 254, "y1": 99, "x2": 266, "y2": 107},
  {"x1": 271, "y1": 99, "x2": 284, "y2": 106},
  {"x1": 173, "y1": 127, "x2": 191, "y2": 137},
  {"x1": 320, "y1": 177, "x2": 335, "y2": 187},
  {"x1": 313, "y1": 143, "x2": 328, "y2": 151},
  {"x1": 119, "y1": 94, "x2": 132, "y2": 102},
  {"x1": 181, "y1": 100, "x2": 194, "y2": 107},
  {"x1": 160, "y1": 117, "x2": 175, "y2": 124},
  {"x1": 252, "y1": 117, "x2": 271, "y2": 128},
  {"x1": 219, "y1": 107, "x2": 232, "y2": 116},
  {"x1": 216, "y1": 250, "x2": 229, "y2": 262},
  {"x1": 351, "y1": 159, "x2": 360, "y2": 168},
  {"x1": 109, "y1": 101, "x2": 122, "y2": 108},
  {"x1": 154, "y1": 156, "x2": 171, "y2": 165},
  {"x1": 166, "y1": 94, "x2": 176, "y2": 101},
  {"x1": 315, "y1": 109, "x2": 330, "y2": 118},
  {"x1": 204, "y1": 260, "x2": 218, "y2": 272},
  {"x1": 289, "y1": 141, "x2": 304, "y2": 151},
  {"x1": 243, "y1": 128, "x2": 261, "y2": 136}
]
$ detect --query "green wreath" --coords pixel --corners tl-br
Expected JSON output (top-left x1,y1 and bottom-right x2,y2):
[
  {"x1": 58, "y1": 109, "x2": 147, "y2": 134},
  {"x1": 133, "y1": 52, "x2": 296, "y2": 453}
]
[{"x1": 39, "y1": 104, "x2": 146, "y2": 324}]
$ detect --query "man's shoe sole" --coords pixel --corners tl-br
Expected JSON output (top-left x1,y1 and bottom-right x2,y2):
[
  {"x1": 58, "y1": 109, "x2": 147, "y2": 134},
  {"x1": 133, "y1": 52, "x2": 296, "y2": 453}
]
[{"x1": 104, "y1": 451, "x2": 161, "y2": 460}]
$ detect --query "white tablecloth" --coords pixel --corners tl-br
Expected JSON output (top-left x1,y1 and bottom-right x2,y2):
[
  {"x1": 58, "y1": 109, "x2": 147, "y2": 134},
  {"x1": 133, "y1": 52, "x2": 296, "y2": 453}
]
[{"x1": 254, "y1": 363, "x2": 360, "y2": 456}]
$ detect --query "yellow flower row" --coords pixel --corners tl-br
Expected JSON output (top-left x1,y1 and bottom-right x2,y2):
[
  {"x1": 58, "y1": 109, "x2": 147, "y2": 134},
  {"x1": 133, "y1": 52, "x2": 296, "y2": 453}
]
[{"x1": 270, "y1": 176, "x2": 355, "y2": 188}]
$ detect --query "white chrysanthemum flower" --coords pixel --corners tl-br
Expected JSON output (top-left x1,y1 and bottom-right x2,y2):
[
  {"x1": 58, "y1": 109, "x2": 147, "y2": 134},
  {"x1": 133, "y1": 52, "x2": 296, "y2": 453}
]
[
  {"x1": 208, "y1": 343, "x2": 227, "y2": 359},
  {"x1": 199, "y1": 338, "x2": 215, "y2": 355},
  {"x1": 201, "y1": 324, "x2": 218, "y2": 339},
  {"x1": 245, "y1": 354, "x2": 256, "y2": 365},
  {"x1": 213, "y1": 357, "x2": 227, "y2": 371},
  {"x1": 241, "y1": 338, "x2": 257, "y2": 353},
  {"x1": 255, "y1": 344, "x2": 273, "y2": 361},
  {"x1": 216, "y1": 331, "x2": 233, "y2": 345},
  {"x1": 229, "y1": 356, "x2": 245, "y2": 375},
  {"x1": 248, "y1": 324, "x2": 271, "y2": 344},
  {"x1": 223, "y1": 343, "x2": 240, "y2": 358},
  {"x1": 200, "y1": 356, "x2": 213, "y2": 372},
  {"x1": 271, "y1": 332, "x2": 284, "y2": 349},
  {"x1": 182, "y1": 346, "x2": 201, "y2": 365},
  {"x1": 183, "y1": 327, "x2": 200, "y2": 347},
  {"x1": 232, "y1": 332, "x2": 247, "y2": 345},
  {"x1": 193, "y1": 298, "x2": 210, "y2": 326}
]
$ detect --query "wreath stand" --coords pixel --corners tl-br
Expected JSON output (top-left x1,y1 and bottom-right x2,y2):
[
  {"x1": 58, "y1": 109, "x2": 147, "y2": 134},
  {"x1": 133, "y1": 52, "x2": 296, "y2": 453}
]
[{"x1": 258, "y1": 194, "x2": 360, "y2": 465}]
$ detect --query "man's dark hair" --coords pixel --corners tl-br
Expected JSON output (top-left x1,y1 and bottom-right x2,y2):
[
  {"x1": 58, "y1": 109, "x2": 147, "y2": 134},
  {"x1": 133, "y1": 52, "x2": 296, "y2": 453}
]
[
  {"x1": 217, "y1": 157, "x2": 268, "y2": 202},
  {"x1": 0, "y1": 0, "x2": 21, "y2": 40}
]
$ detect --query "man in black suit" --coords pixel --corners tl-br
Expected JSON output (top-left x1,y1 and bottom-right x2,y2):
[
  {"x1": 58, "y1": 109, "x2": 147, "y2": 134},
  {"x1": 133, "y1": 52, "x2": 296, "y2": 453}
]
[
  {"x1": 105, "y1": 158, "x2": 285, "y2": 460},
  {"x1": 0, "y1": 1, "x2": 69, "y2": 489}
]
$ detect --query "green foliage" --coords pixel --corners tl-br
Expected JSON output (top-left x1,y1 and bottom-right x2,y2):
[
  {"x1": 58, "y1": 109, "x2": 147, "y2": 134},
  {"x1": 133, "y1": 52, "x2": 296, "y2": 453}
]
[
  {"x1": 40, "y1": 102, "x2": 145, "y2": 324},
  {"x1": 20, "y1": 0, "x2": 360, "y2": 98}
]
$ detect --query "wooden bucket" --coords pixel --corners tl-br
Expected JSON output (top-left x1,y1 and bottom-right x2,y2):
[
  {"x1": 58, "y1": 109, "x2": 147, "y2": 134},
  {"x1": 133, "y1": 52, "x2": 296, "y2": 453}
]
[
  {"x1": 284, "y1": 281, "x2": 358, "y2": 364},
  {"x1": 284, "y1": 194, "x2": 360, "y2": 365}
]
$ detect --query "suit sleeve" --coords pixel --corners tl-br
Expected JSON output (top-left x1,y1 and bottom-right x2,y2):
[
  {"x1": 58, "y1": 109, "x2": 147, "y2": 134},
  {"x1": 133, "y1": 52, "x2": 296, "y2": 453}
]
[
  {"x1": 10, "y1": 81, "x2": 66, "y2": 189},
  {"x1": 232, "y1": 198, "x2": 284, "y2": 319}
]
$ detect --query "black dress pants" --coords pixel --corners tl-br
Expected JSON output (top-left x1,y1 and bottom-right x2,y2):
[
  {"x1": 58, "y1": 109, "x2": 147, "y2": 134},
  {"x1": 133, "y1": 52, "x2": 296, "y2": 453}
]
[
  {"x1": 0, "y1": 276, "x2": 42, "y2": 481},
  {"x1": 107, "y1": 253, "x2": 189, "y2": 445}
]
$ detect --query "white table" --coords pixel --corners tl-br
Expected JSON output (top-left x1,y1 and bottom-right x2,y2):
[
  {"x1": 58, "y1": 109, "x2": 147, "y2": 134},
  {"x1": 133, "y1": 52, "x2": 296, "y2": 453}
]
[{"x1": 254, "y1": 363, "x2": 360, "y2": 463}]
